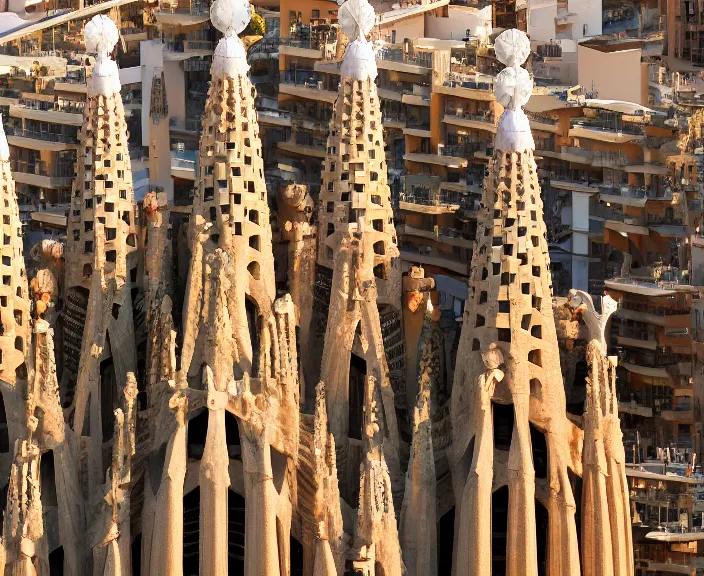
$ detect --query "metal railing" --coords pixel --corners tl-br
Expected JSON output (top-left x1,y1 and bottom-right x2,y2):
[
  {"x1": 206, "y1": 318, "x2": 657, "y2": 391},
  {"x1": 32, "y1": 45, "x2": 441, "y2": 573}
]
[
  {"x1": 376, "y1": 48, "x2": 432, "y2": 68},
  {"x1": 11, "y1": 159, "x2": 74, "y2": 180},
  {"x1": 570, "y1": 117, "x2": 645, "y2": 136},
  {"x1": 443, "y1": 74, "x2": 494, "y2": 91},
  {"x1": 440, "y1": 141, "x2": 486, "y2": 157},
  {"x1": 171, "y1": 149, "x2": 197, "y2": 171},
  {"x1": 280, "y1": 70, "x2": 332, "y2": 90},
  {"x1": 155, "y1": 4, "x2": 209, "y2": 17},
  {"x1": 11, "y1": 128, "x2": 78, "y2": 143}
]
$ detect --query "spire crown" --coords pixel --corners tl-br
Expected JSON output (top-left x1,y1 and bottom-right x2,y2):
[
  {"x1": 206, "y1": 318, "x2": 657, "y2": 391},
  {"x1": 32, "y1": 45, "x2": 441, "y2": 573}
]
[
  {"x1": 493, "y1": 29, "x2": 534, "y2": 151},
  {"x1": 339, "y1": 0, "x2": 377, "y2": 81},
  {"x1": 84, "y1": 15, "x2": 121, "y2": 96},
  {"x1": 210, "y1": 0, "x2": 251, "y2": 78}
]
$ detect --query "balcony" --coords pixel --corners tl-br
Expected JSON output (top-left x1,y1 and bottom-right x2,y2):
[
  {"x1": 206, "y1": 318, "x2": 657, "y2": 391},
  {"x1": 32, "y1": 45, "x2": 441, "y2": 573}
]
[
  {"x1": 279, "y1": 71, "x2": 337, "y2": 104},
  {"x1": 437, "y1": 74, "x2": 495, "y2": 101},
  {"x1": 399, "y1": 244, "x2": 469, "y2": 275},
  {"x1": 154, "y1": 4, "x2": 210, "y2": 25},
  {"x1": 11, "y1": 99, "x2": 84, "y2": 126},
  {"x1": 526, "y1": 111, "x2": 560, "y2": 134},
  {"x1": 569, "y1": 117, "x2": 645, "y2": 143},
  {"x1": 443, "y1": 111, "x2": 496, "y2": 133},
  {"x1": 375, "y1": 48, "x2": 433, "y2": 73},
  {"x1": 164, "y1": 39, "x2": 214, "y2": 60},
  {"x1": 171, "y1": 149, "x2": 197, "y2": 181},
  {"x1": 400, "y1": 224, "x2": 472, "y2": 248},
  {"x1": 618, "y1": 400, "x2": 653, "y2": 418},
  {"x1": 10, "y1": 159, "x2": 73, "y2": 188},
  {"x1": 277, "y1": 133, "x2": 327, "y2": 158},
  {"x1": 7, "y1": 128, "x2": 79, "y2": 151},
  {"x1": 121, "y1": 27, "x2": 148, "y2": 41}
]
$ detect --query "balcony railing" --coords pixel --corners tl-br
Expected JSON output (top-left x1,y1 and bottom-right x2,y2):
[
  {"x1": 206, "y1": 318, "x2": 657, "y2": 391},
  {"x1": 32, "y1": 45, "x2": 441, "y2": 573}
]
[
  {"x1": 444, "y1": 110, "x2": 494, "y2": 124},
  {"x1": 443, "y1": 73, "x2": 494, "y2": 91},
  {"x1": 16, "y1": 99, "x2": 85, "y2": 114},
  {"x1": 121, "y1": 27, "x2": 146, "y2": 36},
  {"x1": 156, "y1": 4, "x2": 209, "y2": 17},
  {"x1": 0, "y1": 89, "x2": 20, "y2": 99},
  {"x1": 280, "y1": 71, "x2": 332, "y2": 90},
  {"x1": 440, "y1": 142, "x2": 488, "y2": 157},
  {"x1": 376, "y1": 48, "x2": 433, "y2": 68},
  {"x1": 570, "y1": 117, "x2": 645, "y2": 136},
  {"x1": 10, "y1": 128, "x2": 77, "y2": 143},
  {"x1": 171, "y1": 149, "x2": 197, "y2": 171},
  {"x1": 11, "y1": 159, "x2": 74, "y2": 181},
  {"x1": 54, "y1": 75, "x2": 86, "y2": 85}
]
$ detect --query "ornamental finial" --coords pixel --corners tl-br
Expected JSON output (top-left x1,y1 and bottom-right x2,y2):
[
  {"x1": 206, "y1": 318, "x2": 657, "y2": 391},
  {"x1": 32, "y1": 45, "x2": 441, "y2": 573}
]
[
  {"x1": 493, "y1": 29, "x2": 534, "y2": 152},
  {"x1": 210, "y1": 0, "x2": 251, "y2": 77},
  {"x1": 84, "y1": 15, "x2": 121, "y2": 96},
  {"x1": 339, "y1": 0, "x2": 377, "y2": 80}
]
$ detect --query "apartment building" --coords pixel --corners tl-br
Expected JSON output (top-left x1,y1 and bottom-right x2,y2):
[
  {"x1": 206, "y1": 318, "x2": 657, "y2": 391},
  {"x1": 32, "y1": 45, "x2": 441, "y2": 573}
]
[{"x1": 627, "y1": 464, "x2": 704, "y2": 575}]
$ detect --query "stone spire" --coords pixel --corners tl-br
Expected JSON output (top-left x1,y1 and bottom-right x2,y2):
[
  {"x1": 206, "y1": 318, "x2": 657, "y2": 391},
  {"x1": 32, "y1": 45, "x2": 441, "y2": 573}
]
[
  {"x1": 65, "y1": 15, "x2": 137, "y2": 290},
  {"x1": 142, "y1": 2, "x2": 301, "y2": 574},
  {"x1": 448, "y1": 29, "x2": 580, "y2": 576},
  {"x1": 67, "y1": 13, "x2": 139, "y2": 509},
  {"x1": 179, "y1": 0, "x2": 276, "y2": 389},
  {"x1": 0, "y1": 118, "x2": 30, "y2": 388},
  {"x1": 316, "y1": 0, "x2": 403, "y2": 502}
]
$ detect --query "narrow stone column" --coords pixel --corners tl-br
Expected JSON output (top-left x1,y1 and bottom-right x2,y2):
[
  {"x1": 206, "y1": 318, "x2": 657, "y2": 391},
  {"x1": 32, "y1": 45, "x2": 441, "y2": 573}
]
[
  {"x1": 200, "y1": 371, "x2": 231, "y2": 576},
  {"x1": 149, "y1": 396, "x2": 188, "y2": 576}
]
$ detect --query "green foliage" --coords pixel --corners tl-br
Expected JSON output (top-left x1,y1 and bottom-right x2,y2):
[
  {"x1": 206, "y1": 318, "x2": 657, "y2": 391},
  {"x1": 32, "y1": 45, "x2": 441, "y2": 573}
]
[{"x1": 242, "y1": 11, "x2": 265, "y2": 36}]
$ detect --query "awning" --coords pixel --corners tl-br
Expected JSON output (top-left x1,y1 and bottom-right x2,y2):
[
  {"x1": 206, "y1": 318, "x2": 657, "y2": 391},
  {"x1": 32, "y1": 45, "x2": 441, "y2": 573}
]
[{"x1": 585, "y1": 99, "x2": 667, "y2": 115}]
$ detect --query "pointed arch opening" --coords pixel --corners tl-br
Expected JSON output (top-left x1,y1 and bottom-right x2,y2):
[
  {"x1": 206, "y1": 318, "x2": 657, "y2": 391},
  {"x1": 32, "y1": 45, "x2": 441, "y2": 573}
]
[
  {"x1": 535, "y1": 498, "x2": 549, "y2": 576},
  {"x1": 183, "y1": 487, "x2": 200, "y2": 576},
  {"x1": 245, "y1": 296, "x2": 261, "y2": 378},
  {"x1": 228, "y1": 489, "x2": 246, "y2": 575},
  {"x1": 492, "y1": 486, "x2": 509, "y2": 575},
  {"x1": 349, "y1": 352, "x2": 366, "y2": 441},
  {"x1": 438, "y1": 506, "x2": 455, "y2": 575},
  {"x1": 187, "y1": 409, "x2": 208, "y2": 460},
  {"x1": 225, "y1": 412, "x2": 241, "y2": 460},
  {"x1": 493, "y1": 403, "x2": 514, "y2": 451},
  {"x1": 100, "y1": 352, "x2": 118, "y2": 442},
  {"x1": 49, "y1": 546, "x2": 64, "y2": 576}
]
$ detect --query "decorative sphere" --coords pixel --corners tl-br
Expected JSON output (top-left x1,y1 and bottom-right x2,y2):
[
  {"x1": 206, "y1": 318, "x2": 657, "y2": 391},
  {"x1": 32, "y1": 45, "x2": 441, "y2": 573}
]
[
  {"x1": 211, "y1": 0, "x2": 252, "y2": 36},
  {"x1": 494, "y1": 29, "x2": 531, "y2": 67},
  {"x1": 84, "y1": 15, "x2": 119, "y2": 56}
]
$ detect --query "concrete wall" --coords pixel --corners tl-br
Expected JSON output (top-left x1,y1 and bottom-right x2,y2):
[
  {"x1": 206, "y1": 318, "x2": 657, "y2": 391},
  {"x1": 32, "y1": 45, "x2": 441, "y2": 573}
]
[
  {"x1": 424, "y1": 5, "x2": 491, "y2": 40},
  {"x1": 569, "y1": 0, "x2": 602, "y2": 38},
  {"x1": 578, "y1": 45, "x2": 645, "y2": 104},
  {"x1": 381, "y1": 15, "x2": 426, "y2": 43},
  {"x1": 528, "y1": 0, "x2": 557, "y2": 42}
]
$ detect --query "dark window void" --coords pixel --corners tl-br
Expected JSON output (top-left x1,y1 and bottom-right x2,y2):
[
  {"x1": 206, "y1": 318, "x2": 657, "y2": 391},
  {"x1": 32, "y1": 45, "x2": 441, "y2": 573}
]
[
  {"x1": 290, "y1": 535, "x2": 304, "y2": 576},
  {"x1": 228, "y1": 489, "x2": 246, "y2": 575},
  {"x1": 530, "y1": 424, "x2": 548, "y2": 479},
  {"x1": 271, "y1": 446, "x2": 287, "y2": 494},
  {"x1": 492, "y1": 486, "x2": 509, "y2": 576},
  {"x1": 568, "y1": 468, "x2": 583, "y2": 572},
  {"x1": 349, "y1": 353, "x2": 366, "y2": 441},
  {"x1": 183, "y1": 488, "x2": 200, "y2": 576},
  {"x1": 0, "y1": 391, "x2": 8, "y2": 453},
  {"x1": 49, "y1": 546, "x2": 64, "y2": 576},
  {"x1": 245, "y1": 297, "x2": 260, "y2": 379},
  {"x1": 438, "y1": 506, "x2": 455, "y2": 576},
  {"x1": 40, "y1": 451, "x2": 57, "y2": 507},
  {"x1": 131, "y1": 534, "x2": 141, "y2": 576},
  {"x1": 100, "y1": 355, "x2": 117, "y2": 442},
  {"x1": 567, "y1": 361, "x2": 588, "y2": 416},
  {"x1": 225, "y1": 412, "x2": 241, "y2": 460},
  {"x1": 187, "y1": 409, "x2": 208, "y2": 460},
  {"x1": 535, "y1": 499, "x2": 549, "y2": 576},
  {"x1": 493, "y1": 403, "x2": 514, "y2": 451}
]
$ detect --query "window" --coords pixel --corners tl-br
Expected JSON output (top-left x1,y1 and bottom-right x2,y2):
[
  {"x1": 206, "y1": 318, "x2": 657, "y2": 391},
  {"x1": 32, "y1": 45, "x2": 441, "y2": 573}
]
[{"x1": 312, "y1": 9, "x2": 319, "y2": 18}]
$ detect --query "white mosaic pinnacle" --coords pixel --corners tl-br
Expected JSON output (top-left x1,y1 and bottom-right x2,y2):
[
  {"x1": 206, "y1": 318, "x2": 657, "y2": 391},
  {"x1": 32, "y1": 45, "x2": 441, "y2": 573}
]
[
  {"x1": 210, "y1": 0, "x2": 251, "y2": 78},
  {"x1": 84, "y1": 15, "x2": 121, "y2": 96},
  {"x1": 493, "y1": 29, "x2": 535, "y2": 152},
  {"x1": 339, "y1": 0, "x2": 378, "y2": 81}
]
